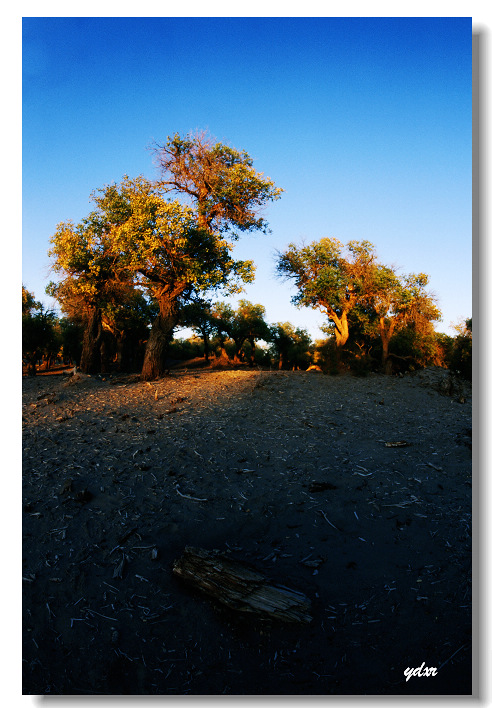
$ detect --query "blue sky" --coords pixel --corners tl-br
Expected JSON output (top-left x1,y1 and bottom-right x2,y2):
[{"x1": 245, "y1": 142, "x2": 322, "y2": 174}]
[{"x1": 22, "y1": 16, "x2": 472, "y2": 339}]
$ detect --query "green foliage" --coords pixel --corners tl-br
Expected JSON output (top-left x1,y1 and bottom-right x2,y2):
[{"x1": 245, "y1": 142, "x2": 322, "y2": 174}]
[
  {"x1": 22, "y1": 285, "x2": 42, "y2": 316},
  {"x1": 22, "y1": 287, "x2": 59, "y2": 375},
  {"x1": 277, "y1": 238, "x2": 441, "y2": 373},
  {"x1": 277, "y1": 238, "x2": 352, "y2": 310},
  {"x1": 179, "y1": 298, "x2": 213, "y2": 332},
  {"x1": 276, "y1": 238, "x2": 377, "y2": 348},
  {"x1": 153, "y1": 131, "x2": 283, "y2": 236},
  {"x1": 97, "y1": 176, "x2": 255, "y2": 301},
  {"x1": 179, "y1": 298, "x2": 216, "y2": 361},
  {"x1": 210, "y1": 300, "x2": 270, "y2": 362},
  {"x1": 269, "y1": 322, "x2": 312, "y2": 370},
  {"x1": 435, "y1": 332, "x2": 455, "y2": 365},
  {"x1": 250, "y1": 343, "x2": 272, "y2": 367},
  {"x1": 48, "y1": 131, "x2": 281, "y2": 378},
  {"x1": 447, "y1": 318, "x2": 472, "y2": 380},
  {"x1": 388, "y1": 326, "x2": 442, "y2": 371},
  {"x1": 168, "y1": 337, "x2": 204, "y2": 361},
  {"x1": 102, "y1": 288, "x2": 157, "y2": 372},
  {"x1": 347, "y1": 353, "x2": 374, "y2": 377},
  {"x1": 313, "y1": 337, "x2": 340, "y2": 375},
  {"x1": 47, "y1": 171, "x2": 261, "y2": 376}
]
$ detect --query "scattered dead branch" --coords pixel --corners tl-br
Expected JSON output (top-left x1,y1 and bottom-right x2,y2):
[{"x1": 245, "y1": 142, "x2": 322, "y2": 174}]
[{"x1": 175, "y1": 485, "x2": 208, "y2": 502}]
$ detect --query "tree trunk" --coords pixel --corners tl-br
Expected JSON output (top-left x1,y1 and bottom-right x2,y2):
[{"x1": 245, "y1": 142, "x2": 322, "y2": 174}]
[
  {"x1": 234, "y1": 337, "x2": 246, "y2": 362},
  {"x1": 379, "y1": 318, "x2": 395, "y2": 375},
  {"x1": 214, "y1": 336, "x2": 229, "y2": 362},
  {"x1": 203, "y1": 332, "x2": 210, "y2": 362},
  {"x1": 382, "y1": 336, "x2": 392, "y2": 374},
  {"x1": 249, "y1": 336, "x2": 256, "y2": 365},
  {"x1": 141, "y1": 299, "x2": 178, "y2": 380},
  {"x1": 80, "y1": 307, "x2": 103, "y2": 374},
  {"x1": 332, "y1": 310, "x2": 349, "y2": 348}
]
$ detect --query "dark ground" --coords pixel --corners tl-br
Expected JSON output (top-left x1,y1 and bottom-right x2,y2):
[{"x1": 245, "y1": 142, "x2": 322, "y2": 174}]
[{"x1": 22, "y1": 366, "x2": 472, "y2": 695}]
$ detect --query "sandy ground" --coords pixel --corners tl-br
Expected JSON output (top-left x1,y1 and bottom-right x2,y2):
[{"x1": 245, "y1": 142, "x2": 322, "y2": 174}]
[{"x1": 22, "y1": 367, "x2": 472, "y2": 695}]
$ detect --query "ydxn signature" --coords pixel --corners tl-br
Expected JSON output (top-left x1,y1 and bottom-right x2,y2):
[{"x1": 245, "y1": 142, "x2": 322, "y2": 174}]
[{"x1": 404, "y1": 662, "x2": 438, "y2": 682}]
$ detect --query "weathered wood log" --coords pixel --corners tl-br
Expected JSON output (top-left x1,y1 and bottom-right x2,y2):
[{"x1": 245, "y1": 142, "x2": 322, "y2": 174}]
[{"x1": 172, "y1": 546, "x2": 312, "y2": 623}]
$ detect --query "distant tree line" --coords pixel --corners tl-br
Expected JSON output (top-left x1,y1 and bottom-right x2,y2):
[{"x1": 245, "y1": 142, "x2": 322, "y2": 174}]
[
  {"x1": 22, "y1": 130, "x2": 471, "y2": 380},
  {"x1": 22, "y1": 281, "x2": 471, "y2": 380}
]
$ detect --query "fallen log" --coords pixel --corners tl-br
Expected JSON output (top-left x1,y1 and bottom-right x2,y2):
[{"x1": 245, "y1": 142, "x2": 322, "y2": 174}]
[{"x1": 173, "y1": 546, "x2": 312, "y2": 624}]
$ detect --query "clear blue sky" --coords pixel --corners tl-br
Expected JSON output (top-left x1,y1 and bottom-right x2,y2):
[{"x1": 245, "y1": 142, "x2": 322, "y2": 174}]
[{"x1": 22, "y1": 16, "x2": 472, "y2": 339}]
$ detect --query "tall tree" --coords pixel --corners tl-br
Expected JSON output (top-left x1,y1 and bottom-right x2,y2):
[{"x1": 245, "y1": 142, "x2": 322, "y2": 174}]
[
  {"x1": 103, "y1": 288, "x2": 158, "y2": 372},
  {"x1": 22, "y1": 285, "x2": 41, "y2": 317},
  {"x1": 105, "y1": 176, "x2": 256, "y2": 379},
  {"x1": 360, "y1": 267, "x2": 441, "y2": 373},
  {"x1": 146, "y1": 132, "x2": 282, "y2": 377},
  {"x1": 232, "y1": 300, "x2": 271, "y2": 363},
  {"x1": 49, "y1": 133, "x2": 281, "y2": 380},
  {"x1": 276, "y1": 238, "x2": 375, "y2": 352},
  {"x1": 277, "y1": 239, "x2": 440, "y2": 373},
  {"x1": 47, "y1": 194, "x2": 131, "y2": 374},
  {"x1": 59, "y1": 317, "x2": 84, "y2": 366},
  {"x1": 209, "y1": 302, "x2": 235, "y2": 359}
]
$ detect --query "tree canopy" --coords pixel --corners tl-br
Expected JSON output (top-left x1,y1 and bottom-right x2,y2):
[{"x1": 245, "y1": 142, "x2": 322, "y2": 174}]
[
  {"x1": 48, "y1": 131, "x2": 282, "y2": 379},
  {"x1": 47, "y1": 189, "x2": 135, "y2": 373},
  {"x1": 269, "y1": 322, "x2": 312, "y2": 370},
  {"x1": 41, "y1": 130, "x2": 461, "y2": 379},
  {"x1": 152, "y1": 131, "x2": 283, "y2": 236},
  {"x1": 277, "y1": 238, "x2": 441, "y2": 370},
  {"x1": 205, "y1": 300, "x2": 270, "y2": 364},
  {"x1": 353, "y1": 265, "x2": 442, "y2": 372},
  {"x1": 22, "y1": 286, "x2": 59, "y2": 375},
  {"x1": 276, "y1": 238, "x2": 376, "y2": 349}
]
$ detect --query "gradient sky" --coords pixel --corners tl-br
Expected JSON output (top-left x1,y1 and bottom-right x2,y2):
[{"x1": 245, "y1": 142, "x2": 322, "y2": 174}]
[{"x1": 22, "y1": 16, "x2": 472, "y2": 339}]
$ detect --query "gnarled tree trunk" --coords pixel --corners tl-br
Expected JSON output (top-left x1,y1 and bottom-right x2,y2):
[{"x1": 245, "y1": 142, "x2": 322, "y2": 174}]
[
  {"x1": 79, "y1": 306, "x2": 103, "y2": 374},
  {"x1": 141, "y1": 299, "x2": 178, "y2": 380},
  {"x1": 332, "y1": 310, "x2": 349, "y2": 349}
]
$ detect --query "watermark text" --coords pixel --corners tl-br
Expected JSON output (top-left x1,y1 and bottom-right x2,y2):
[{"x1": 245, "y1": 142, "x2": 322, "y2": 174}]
[{"x1": 404, "y1": 662, "x2": 438, "y2": 682}]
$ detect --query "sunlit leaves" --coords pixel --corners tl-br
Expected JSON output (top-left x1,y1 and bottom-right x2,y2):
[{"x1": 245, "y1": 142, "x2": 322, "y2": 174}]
[
  {"x1": 276, "y1": 238, "x2": 374, "y2": 316},
  {"x1": 48, "y1": 173, "x2": 257, "y2": 323},
  {"x1": 48, "y1": 132, "x2": 280, "y2": 378},
  {"x1": 277, "y1": 237, "x2": 441, "y2": 360},
  {"x1": 209, "y1": 299, "x2": 270, "y2": 361},
  {"x1": 22, "y1": 285, "x2": 42, "y2": 316},
  {"x1": 152, "y1": 130, "x2": 283, "y2": 236}
]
